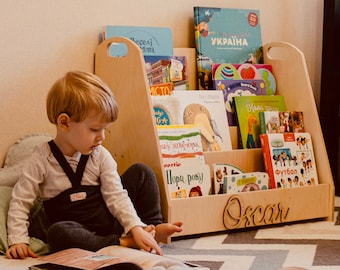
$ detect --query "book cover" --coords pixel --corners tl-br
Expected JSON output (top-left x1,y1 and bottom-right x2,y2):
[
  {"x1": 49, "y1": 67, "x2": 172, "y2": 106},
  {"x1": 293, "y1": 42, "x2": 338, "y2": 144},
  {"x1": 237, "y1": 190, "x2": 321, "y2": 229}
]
[
  {"x1": 144, "y1": 55, "x2": 188, "y2": 90},
  {"x1": 259, "y1": 111, "x2": 305, "y2": 134},
  {"x1": 213, "y1": 163, "x2": 243, "y2": 194},
  {"x1": 214, "y1": 78, "x2": 267, "y2": 126},
  {"x1": 103, "y1": 25, "x2": 173, "y2": 56},
  {"x1": 157, "y1": 124, "x2": 205, "y2": 164},
  {"x1": 152, "y1": 90, "x2": 233, "y2": 151},
  {"x1": 260, "y1": 132, "x2": 319, "y2": 189},
  {"x1": 32, "y1": 248, "x2": 120, "y2": 270},
  {"x1": 223, "y1": 171, "x2": 269, "y2": 194},
  {"x1": 233, "y1": 95, "x2": 287, "y2": 149},
  {"x1": 212, "y1": 63, "x2": 277, "y2": 95},
  {"x1": 194, "y1": 7, "x2": 263, "y2": 89},
  {"x1": 164, "y1": 164, "x2": 211, "y2": 198}
]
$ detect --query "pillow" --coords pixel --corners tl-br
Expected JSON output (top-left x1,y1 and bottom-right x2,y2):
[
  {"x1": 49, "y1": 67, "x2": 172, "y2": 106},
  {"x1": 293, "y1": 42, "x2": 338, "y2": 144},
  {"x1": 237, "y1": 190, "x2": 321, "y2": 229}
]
[
  {"x1": 0, "y1": 186, "x2": 49, "y2": 255},
  {"x1": 0, "y1": 133, "x2": 53, "y2": 187},
  {"x1": 4, "y1": 133, "x2": 54, "y2": 168}
]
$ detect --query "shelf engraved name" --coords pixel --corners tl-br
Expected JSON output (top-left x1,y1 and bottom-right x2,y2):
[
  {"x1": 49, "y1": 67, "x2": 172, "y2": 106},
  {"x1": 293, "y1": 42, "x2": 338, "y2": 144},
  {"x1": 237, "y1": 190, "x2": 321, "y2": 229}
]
[{"x1": 223, "y1": 195, "x2": 290, "y2": 229}]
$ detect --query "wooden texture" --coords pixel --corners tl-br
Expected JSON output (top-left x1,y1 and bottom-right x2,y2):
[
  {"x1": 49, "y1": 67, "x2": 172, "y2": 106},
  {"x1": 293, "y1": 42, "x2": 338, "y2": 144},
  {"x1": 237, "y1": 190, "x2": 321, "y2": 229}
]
[{"x1": 94, "y1": 38, "x2": 335, "y2": 238}]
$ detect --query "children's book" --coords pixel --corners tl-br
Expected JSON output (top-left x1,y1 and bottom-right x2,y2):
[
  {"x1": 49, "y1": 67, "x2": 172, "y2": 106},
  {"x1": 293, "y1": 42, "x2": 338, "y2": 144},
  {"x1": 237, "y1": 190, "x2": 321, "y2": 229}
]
[
  {"x1": 164, "y1": 164, "x2": 211, "y2": 198},
  {"x1": 30, "y1": 248, "x2": 120, "y2": 270},
  {"x1": 103, "y1": 25, "x2": 173, "y2": 57},
  {"x1": 223, "y1": 172, "x2": 269, "y2": 194},
  {"x1": 152, "y1": 90, "x2": 232, "y2": 151},
  {"x1": 233, "y1": 95, "x2": 286, "y2": 149},
  {"x1": 157, "y1": 124, "x2": 205, "y2": 164},
  {"x1": 214, "y1": 78, "x2": 267, "y2": 126},
  {"x1": 259, "y1": 111, "x2": 305, "y2": 134},
  {"x1": 144, "y1": 55, "x2": 189, "y2": 90},
  {"x1": 213, "y1": 163, "x2": 243, "y2": 194},
  {"x1": 194, "y1": 7, "x2": 263, "y2": 89},
  {"x1": 212, "y1": 63, "x2": 277, "y2": 95},
  {"x1": 260, "y1": 132, "x2": 319, "y2": 189}
]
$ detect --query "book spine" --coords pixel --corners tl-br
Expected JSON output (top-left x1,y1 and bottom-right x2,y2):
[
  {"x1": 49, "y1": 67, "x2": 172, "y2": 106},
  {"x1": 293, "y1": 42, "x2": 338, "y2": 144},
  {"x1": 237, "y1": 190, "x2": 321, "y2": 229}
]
[{"x1": 259, "y1": 134, "x2": 276, "y2": 189}]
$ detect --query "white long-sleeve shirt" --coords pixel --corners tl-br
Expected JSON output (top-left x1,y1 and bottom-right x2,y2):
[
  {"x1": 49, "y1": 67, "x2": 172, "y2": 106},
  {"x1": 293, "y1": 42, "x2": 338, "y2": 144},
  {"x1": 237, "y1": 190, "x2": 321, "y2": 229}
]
[{"x1": 7, "y1": 142, "x2": 145, "y2": 246}]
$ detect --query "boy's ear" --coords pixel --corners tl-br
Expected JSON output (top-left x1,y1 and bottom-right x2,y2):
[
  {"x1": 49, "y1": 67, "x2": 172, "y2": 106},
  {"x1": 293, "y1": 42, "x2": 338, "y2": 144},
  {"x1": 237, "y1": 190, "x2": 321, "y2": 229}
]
[{"x1": 57, "y1": 113, "x2": 70, "y2": 130}]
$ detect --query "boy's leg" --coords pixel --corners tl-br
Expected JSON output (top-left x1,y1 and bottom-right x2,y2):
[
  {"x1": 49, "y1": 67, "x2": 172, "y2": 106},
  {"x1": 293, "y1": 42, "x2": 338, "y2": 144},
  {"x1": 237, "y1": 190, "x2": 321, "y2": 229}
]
[
  {"x1": 47, "y1": 221, "x2": 120, "y2": 252},
  {"x1": 120, "y1": 163, "x2": 163, "y2": 226}
]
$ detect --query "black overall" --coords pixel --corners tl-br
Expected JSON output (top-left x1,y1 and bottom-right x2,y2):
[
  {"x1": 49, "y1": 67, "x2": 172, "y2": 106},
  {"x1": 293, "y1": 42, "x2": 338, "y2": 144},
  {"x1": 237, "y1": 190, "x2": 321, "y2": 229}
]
[{"x1": 44, "y1": 140, "x2": 118, "y2": 236}]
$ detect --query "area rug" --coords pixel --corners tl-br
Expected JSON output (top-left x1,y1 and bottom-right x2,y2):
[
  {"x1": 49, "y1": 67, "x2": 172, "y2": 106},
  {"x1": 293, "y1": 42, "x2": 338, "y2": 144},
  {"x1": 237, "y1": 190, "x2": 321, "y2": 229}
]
[{"x1": 162, "y1": 197, "x2": 340, "y2": 270}]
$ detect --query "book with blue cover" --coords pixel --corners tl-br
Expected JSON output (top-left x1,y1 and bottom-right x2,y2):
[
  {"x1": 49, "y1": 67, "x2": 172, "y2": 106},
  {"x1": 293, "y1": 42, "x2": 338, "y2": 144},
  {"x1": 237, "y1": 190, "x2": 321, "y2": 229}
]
[
  {"x1": 194, "y1": 7, "x2": 263, "y2": 89},
  {"x1": 103, "y1": 25, "x2": 173, "y2": 56}
]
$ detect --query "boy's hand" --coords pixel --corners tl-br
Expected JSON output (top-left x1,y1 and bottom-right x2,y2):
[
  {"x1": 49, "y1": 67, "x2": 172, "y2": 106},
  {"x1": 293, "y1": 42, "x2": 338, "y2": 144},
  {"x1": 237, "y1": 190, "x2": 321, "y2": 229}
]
[
  {"x1": 6, "y1": 243, "x2": 38, "y2": 259},
  {"x1": 130, "y1": 226, "x2": 163, "y2": 255}
]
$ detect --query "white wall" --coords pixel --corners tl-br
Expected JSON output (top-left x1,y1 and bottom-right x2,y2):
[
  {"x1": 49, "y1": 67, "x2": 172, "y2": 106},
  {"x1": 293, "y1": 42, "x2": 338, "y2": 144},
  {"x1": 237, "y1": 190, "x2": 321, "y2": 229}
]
[{"x1": 0, "y1": 0, "x2": 324, "y2": 164}]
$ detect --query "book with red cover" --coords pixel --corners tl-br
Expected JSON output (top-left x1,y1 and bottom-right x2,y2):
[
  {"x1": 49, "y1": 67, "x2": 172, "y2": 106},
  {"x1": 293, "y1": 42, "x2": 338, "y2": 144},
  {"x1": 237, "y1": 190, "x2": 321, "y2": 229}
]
[{"x1": 260, "y1": 132, "x2": 319, "y2": 189}]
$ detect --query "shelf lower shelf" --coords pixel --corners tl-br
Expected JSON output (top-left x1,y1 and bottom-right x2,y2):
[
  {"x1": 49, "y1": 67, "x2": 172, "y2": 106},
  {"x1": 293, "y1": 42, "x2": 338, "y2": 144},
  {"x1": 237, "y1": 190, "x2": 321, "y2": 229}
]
[{"x1": 169, "y1": 183, "x2": 332, "y2": 237}]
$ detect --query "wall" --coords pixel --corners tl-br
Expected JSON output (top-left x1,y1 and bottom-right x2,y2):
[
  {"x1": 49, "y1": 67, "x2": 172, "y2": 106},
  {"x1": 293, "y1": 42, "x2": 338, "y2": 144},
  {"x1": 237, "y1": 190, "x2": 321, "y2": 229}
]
[{"x1": 0, "y1": 0, "x2": 324, "y2": 164}]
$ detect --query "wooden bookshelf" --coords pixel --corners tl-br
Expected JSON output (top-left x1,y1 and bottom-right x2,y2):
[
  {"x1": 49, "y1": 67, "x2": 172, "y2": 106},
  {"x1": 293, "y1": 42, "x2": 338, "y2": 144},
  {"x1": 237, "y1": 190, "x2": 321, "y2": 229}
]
[{"x1": 94, "y1": 37, "x2": 335, "y2": 238}]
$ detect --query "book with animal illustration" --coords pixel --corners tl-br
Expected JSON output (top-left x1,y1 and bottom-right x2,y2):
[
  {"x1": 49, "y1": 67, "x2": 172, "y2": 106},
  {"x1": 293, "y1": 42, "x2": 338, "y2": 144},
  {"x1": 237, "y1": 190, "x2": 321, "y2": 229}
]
[
  {"x1": 213, "y1": 163, "x2": 243, "y2": 194},
  {"x1": 194, "y1": 7, "x2": 263, "y2": 89},
  {"x1": 223, "y1": 171, "x2": 269, "y2": 194},
  {"x1": 152, "y1": 90, "x2": 232, "y2": 151},
  {"x1": 260, "y1": 132, "x2": 319, "y2": 189},
  {"x1": 103, "y1": 25, "x2": 173, "y2": 56},
  {"x1": 233, "y1": 95, "x2": 286, "y2": 149},
  {"x1": 259, "y1": 111, "x2": 305, "y2": 134}
]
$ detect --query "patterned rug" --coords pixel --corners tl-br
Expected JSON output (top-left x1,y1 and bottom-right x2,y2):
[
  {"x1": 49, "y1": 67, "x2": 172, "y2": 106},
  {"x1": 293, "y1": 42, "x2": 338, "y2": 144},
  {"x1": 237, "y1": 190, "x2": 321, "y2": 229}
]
[{"x1": 162, "y1": 197, "x2": 340, "y2": 270}]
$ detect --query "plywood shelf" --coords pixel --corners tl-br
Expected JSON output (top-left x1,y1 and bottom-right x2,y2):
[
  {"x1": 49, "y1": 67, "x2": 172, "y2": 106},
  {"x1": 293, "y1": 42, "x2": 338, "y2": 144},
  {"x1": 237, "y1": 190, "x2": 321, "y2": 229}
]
[{"x1": 95, "y1": 37, "x2": 335, "y2": 239}]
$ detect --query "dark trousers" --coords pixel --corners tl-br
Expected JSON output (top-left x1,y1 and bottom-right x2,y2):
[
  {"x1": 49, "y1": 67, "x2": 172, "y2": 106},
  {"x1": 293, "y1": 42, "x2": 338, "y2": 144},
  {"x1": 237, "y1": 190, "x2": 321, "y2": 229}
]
[{"x1": 46, "y1": 163, "x2": 163, "y2": 252}]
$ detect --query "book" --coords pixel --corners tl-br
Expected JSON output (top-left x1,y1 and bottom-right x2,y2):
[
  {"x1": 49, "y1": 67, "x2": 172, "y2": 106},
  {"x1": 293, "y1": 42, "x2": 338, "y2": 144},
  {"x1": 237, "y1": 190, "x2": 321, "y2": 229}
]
[
  {"x1": 233, "y1": 95, "x2": 287, "y2": 149},
  {"x1": 194, "y1": 7, "x2": 263, "y2": 89},
  {"x1": 30, "y1": 248, "x2": 120, "y2": 270},
  {"x1": 260, "y1": 132, "x2": 319, "y2": 189},
  {"x1": 164, "y1": 164, "x2": 211, "y2": 198},
  {"x1": 144, "y1": 55, "x2": 189, "y2": 90},
  {"x1": 214, "y1": 78, "x2": 267, "y2": 126},
  {"x1": 223, "y1": 171, "x2": 269, "y2": 194},
  {"x1": 149, "y1": 82, "x2": 174, "y2": 96},
  {"x1": 213, "y1": 163, "x2": 243, "y2": 194},
  {"x1": 212, "y1": 63, "x2": 277, "y2": 95},
  {"x1": 157, "y1": 124, "x2": 205, "y2": 164},
  {"x1": 259, "y1": 111, "x2": 305, "y2": 134},
  {"x1": 151, "y1": 90, "x2": 232, "y2": 151},
  {"x1": 103, "y1": 25, "x2": 173, "y2": 56}
]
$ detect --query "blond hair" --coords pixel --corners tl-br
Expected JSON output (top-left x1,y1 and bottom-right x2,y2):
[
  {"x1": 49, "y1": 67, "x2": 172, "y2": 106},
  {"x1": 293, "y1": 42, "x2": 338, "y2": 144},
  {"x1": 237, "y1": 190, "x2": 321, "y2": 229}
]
[{"x1": 46, "y1": 71, "x2": 118, "y2": 124}]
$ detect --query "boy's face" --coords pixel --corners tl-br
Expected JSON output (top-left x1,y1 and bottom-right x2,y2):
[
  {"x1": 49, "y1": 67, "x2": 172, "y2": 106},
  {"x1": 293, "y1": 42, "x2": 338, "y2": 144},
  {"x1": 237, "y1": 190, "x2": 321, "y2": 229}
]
[{"x1": 65, "y1": 110, "x2": 112, "y2": 155}]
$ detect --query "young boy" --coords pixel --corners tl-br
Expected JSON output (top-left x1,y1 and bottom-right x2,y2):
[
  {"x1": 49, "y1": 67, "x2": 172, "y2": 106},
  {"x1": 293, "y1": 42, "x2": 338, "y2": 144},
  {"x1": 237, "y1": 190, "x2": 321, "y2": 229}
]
[{"x1": 6, "y1": 71, "x2": 182, "y2": 259}]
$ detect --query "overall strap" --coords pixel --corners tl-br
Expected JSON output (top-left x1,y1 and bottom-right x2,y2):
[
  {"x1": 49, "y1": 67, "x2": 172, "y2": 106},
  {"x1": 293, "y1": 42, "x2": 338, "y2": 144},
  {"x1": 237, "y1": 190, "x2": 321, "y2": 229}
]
[{"x1": 48, "y1": 140, "x2": 89, "y2": 187}]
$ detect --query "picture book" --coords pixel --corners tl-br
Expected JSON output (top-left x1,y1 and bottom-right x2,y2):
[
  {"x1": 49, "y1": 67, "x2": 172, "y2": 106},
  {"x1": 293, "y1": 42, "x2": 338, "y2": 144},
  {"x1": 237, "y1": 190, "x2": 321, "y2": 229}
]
[
  {"x1": 260, "y1": 132, "x2": 319, "y2": 189},
  {"x1": 214, "y1": 78, "x2": 267, "y2": 126},
  {"x1": 103, "y1": 25, "x2": 173, "y2": 57},
  {"x1": 212, "y1": 63, "x2": 277, "y2": 95},
  {"x1": 233, "y1": 95, "x2": 287, "y2": 149},
  {"x1": 157, "y1": 124, "x2": 205, "y2": 164},
  {"x1": 30, "y1": 248, "x2": 120, "y2": 270},
  {"x1": 152, "y1": 90, "x2": 232, "y2": 151},
  {"x1": 164, "y1": 164, "x2": 211, "y2": 198},
  {"x1": 144, "y1": 55, "x2": 189, "y2": 90},
  {"x1": 149, "y1": 82, "x2": 174, "y2": 96},
  {"x1": 194, "y1": 7, "x2": 263, "y2": 89},
  {"x1": 259, "y1": 111, "x2": 305, "y2": 134},
  {"x1": 213, "y1": 163, "x2": 243, "y2": 194},
  {"x1": 223, "y1": 171, "x2": 269, "y2": 194}
]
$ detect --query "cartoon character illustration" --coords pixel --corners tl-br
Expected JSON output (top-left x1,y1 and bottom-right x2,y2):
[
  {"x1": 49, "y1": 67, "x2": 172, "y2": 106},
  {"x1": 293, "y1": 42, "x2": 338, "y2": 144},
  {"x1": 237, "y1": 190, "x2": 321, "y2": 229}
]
[
  {"x1": 189, "y1": 186, "x2": 202, "y2": 197},
  {"x1": 246, "y1": 114, "x2": 257, "y2": 148},
  {"x1": 183, "y1": 103, "x2": 222, "y2": 151}
]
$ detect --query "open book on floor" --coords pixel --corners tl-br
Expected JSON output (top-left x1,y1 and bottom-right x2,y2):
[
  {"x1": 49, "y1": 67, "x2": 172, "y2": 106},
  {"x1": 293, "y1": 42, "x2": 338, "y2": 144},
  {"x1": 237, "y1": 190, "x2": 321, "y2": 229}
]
[{"x1": 29, "y1": 246, "x2": 210, "y2": 270}]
